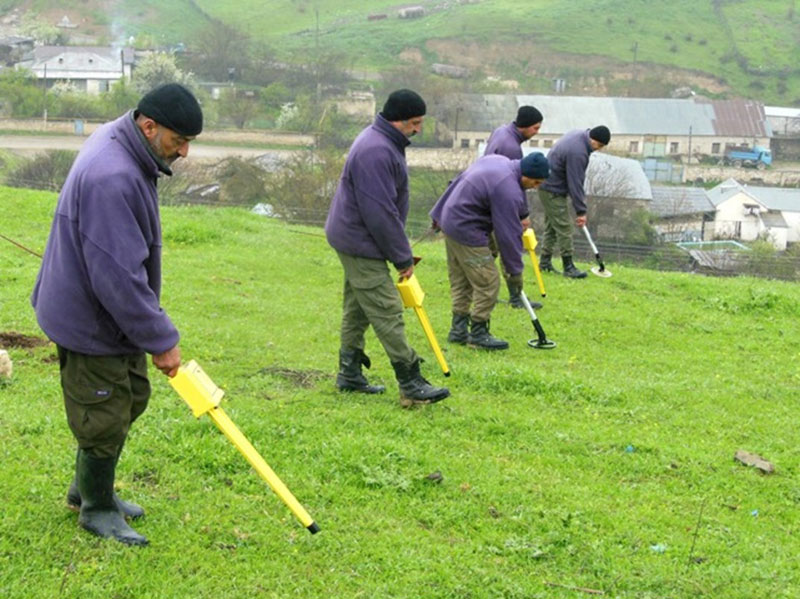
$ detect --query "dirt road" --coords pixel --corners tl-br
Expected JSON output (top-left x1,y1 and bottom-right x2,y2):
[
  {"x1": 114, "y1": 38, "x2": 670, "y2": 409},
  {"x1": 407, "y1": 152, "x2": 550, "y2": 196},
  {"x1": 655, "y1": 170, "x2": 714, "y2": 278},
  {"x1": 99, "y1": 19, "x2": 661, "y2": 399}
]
[{"x1": 0, "y1": 134, "x2": 292, "y2": 160}]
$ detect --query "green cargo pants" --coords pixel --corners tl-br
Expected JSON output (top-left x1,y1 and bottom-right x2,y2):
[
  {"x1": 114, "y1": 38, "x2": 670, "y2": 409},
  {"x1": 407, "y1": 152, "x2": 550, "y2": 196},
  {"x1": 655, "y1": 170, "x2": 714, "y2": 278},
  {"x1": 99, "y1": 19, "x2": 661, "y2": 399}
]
[
  {"x1": 444, "y1": 235, "x2": 500, "y2": 322},
  {"x1": 336, "y1": 252, "x2": 417, "y2": 365},
  {"x1": 57, "y1": 346, "x2": 150, "y2": 459},
  {"x1": 539, "y1": 188, "x2": 574, "y2": 258}
]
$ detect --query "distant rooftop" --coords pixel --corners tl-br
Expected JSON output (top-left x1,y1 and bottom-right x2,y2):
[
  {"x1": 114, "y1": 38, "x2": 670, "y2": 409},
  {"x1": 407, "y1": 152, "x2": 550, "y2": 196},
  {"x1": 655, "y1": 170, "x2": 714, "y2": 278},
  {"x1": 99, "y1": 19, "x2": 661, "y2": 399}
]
[{"x1": 449, "y1": 94, "x2": 771, "y2": 138}]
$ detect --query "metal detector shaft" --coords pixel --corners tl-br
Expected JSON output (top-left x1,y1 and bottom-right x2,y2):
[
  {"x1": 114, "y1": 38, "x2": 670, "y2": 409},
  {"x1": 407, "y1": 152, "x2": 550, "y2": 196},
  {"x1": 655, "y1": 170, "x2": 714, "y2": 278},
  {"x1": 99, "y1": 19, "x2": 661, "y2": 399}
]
[
  {"x1": 519, "y1": 290, "x2": 548, "y2": 345},
  {"x1": 170, "y1": 360, "x2": 320, "y2": 534},
  {"x1": 396, "y1": 274, "x2": 450, "y2": 376},
  {"x1": 581, "y1": 226, "x2": 606, "y2": 271}
]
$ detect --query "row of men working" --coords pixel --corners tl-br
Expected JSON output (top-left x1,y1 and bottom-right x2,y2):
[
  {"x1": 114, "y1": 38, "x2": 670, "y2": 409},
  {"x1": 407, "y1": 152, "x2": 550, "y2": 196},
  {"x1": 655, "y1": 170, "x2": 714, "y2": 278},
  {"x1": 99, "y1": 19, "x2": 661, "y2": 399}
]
[
  {"x1": 325, "y1": 89, "x2": 612, "y2": 408},
  {"x1": 28, "y1": 84, "x2": 608, "y2": 546}
]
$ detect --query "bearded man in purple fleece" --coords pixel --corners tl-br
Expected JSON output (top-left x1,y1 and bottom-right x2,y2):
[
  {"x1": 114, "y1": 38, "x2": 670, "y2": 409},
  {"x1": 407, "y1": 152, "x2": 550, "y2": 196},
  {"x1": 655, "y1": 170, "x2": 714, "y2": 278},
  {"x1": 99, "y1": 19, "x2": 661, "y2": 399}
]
[
  {"x1": 538, "y1": 126, "x2": 611, "y2": 279},
  {"x1": 31, "y1": 83, "x2": 202, "y2": 546},
  {"x1": 325, "y1": 89, "x2": 449, "y2": 408},
  {"x1": 430, "y1": 152, "x2": 549, "y2": 350}
]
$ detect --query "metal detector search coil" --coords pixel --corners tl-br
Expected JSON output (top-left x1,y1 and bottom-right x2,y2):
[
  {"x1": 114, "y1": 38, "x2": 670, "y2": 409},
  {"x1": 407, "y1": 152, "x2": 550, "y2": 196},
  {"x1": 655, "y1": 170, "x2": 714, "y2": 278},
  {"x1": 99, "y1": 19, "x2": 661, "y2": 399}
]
[
  {"x1": 397, "y1": 274, "x2": 451, "y2": 376},
  {"x1": 170, "y1": 360, "x2": 320, "y2": 534}
]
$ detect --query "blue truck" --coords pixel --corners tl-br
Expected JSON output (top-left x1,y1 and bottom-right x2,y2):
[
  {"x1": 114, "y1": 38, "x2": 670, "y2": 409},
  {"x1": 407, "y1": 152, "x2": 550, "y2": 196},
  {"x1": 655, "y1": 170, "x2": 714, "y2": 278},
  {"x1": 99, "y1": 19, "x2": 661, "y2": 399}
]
[{"x1": 720, "y1": 145, "x2": 772, "y2": 169}]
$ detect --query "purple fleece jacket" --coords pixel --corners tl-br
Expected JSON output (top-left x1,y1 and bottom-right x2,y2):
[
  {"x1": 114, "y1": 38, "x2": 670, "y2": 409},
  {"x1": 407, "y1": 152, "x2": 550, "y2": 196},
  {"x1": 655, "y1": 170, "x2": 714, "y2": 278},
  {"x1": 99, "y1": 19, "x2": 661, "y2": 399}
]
[
  {"x1": 538, "y1": 128, "x2": 594, "y2": 215},
  {"x1": 429, "y1": 155, "x2": 528, "y2": 276},
  {"x1": 31, "y1": 112, "x2": 178, "y2": 356},
  {"x1": 325, "y1": 114, "x2": 414, "y2": 270},
  {"x1": 483, "y1": 122, "x2": 524, "y2": 160}
]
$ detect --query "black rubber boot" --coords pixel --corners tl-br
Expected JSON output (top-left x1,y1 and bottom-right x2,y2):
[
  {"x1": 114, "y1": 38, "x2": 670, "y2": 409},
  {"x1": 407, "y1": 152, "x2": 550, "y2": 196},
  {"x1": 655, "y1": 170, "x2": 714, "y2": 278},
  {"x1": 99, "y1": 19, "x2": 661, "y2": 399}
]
[
  {"x1": 391, "y1": 358, "x2": 449, "y2": 408},
  {"x1": 76, "y1": 449, "x2": 148, "y2": 546},
  {"x1": 67, "y1": 449, "x2": 144, "y2": 520},
  {"x1": 539, "y1": 253, "x2": 559, "y2": 274},
  {"x1": 447, "y1": 313, "x2": 470, "y2": 344},
  {"x1": 507, "y1": 281, "x2": 543, "y2": 310},
  {"x1": 562, "y1": 255, "x2": 588, "y2": 279},
  {"x1": 468, "y1": 320, "x2": 509, "y2": 350},
  {"x1": 336, "y1": 348, "x2": 385, "y2": 394}
]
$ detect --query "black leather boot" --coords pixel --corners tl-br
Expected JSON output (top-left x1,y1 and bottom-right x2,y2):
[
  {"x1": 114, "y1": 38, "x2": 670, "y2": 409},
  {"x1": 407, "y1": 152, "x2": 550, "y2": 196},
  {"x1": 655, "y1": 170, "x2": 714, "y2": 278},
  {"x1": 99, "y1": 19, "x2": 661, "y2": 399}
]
[
  {"x1": 506, "y1": 281, "x2": 543, "y2": 310},
  {"x1": 447, "y1": 313, "x2": 470, "y2": 344},
  {"x1": 562, "y1": 255, "x2": 588, "y2": 279},
  {"x1": 336, "y1": 348, "x2": 385, "y2": 394},
  {"x1": 67, "y1": 448, "x2": 144, "y2": 519},
  {"x1": 539, "y1": 253, "x2": 559, "y2": 274},
  {"x1": 468, "y1": 320, "x2": 509, "y2": 350},
  {"x1": 76, "y1": 449, "x2": 148, "y2": 546},
  {"x1": 391, "y1": 358, "x2": 449, "y2": 407}
]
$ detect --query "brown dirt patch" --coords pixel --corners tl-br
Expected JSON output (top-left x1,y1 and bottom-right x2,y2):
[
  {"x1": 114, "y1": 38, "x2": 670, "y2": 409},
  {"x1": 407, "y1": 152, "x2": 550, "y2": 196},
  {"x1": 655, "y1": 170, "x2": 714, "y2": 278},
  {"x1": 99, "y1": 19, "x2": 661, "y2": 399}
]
[
  {"x1": 258, "y1": 366, "x2": 329, "y2": 388},
  {"x1": 425, "y1": 39, "x2": 730, "y2": 95},
  {"x1": 0, "y1": 331, "x2": 50, "y2": 349}
]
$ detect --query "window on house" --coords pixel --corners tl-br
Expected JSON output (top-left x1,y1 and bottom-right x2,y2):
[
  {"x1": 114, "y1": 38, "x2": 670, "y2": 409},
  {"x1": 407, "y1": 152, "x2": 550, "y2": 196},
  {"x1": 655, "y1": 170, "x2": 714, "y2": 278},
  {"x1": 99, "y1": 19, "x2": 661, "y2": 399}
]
[
  {"x1": 475, "y1": 139, "x2": 484, "y2": 145},
  {"x1": 711, "y1": 143, "x2": 721, "y2": 154},
  {"x1": 629, "y1": 141, "x2": 639, "y2": 153},
  {"x1": 530, "y1": 139, "x2": 540, "y2": 147},
  {"x1": 670, "y1": 142, "x2": 679, "y2": 154},
  {"x1": 460, "y1": 139, "x2": 470, "y2": 149},
  {"x1": 543, "y1": 139, "x2": 553, "y2": 148}
]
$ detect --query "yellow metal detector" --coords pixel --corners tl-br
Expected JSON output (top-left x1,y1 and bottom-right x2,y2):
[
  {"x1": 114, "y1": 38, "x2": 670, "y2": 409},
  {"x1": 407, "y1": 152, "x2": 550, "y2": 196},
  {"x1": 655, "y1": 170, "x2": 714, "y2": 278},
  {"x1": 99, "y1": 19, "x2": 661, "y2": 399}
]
[
  {"x1": 396, "y1": 274, "x2": 451, "y2": 377},
  {"x1": 169, "y1": 360, "x2": 320, "y2": 534},
  {"x1": 522, "y1": 228, "x2": 546, "y2": 297}
]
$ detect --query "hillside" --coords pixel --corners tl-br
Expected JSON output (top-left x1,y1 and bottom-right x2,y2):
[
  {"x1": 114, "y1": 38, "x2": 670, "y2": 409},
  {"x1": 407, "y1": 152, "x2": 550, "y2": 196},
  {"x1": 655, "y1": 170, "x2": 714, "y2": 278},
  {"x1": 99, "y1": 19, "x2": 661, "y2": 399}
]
[
  {"x1": 9, "y1": 0, "x2": 800, "y2": 103},
  {"x1": 2, "y1": 186, "x2": 800, "y2": 597}
]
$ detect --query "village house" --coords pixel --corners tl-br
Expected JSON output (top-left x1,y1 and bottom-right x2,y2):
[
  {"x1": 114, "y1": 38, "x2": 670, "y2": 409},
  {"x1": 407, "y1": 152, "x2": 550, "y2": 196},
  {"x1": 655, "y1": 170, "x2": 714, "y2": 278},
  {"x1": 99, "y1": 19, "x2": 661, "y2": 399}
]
[
  {"x1": 16, "y1": 45, "x2": 135, "y2": 94},
  {"x1": 705, "y1": 179, "x2": 800, "y2": 250}
]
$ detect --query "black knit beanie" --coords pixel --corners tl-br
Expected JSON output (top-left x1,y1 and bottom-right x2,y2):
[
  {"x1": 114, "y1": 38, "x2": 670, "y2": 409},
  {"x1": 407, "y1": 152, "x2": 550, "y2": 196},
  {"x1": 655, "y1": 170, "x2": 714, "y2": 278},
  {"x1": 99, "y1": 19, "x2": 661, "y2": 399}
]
[
  {"x1": 381, "y1": 89, "x2": 426, "y2": 122},
  {"x1": 137, "y1": 83, "x2": 203, "y2": 136},
  {"x1": 515, "y1": 105, "x2": 543, "y2": 128},
  {"x1": 589, "y1": 125, "x2": 611, "y2": 146},
  {"x1": 520, "y1": 152, "x2": 549, "y2": 179}
]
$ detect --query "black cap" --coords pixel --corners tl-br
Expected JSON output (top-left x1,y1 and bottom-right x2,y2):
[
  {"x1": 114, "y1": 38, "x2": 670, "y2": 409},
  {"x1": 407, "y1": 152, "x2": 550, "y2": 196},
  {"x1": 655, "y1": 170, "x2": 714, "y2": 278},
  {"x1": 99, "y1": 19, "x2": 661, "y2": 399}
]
[
  {"x1": 137, "y1": 83, "x2": 203, "y2": 136},
  {"x1": 515, "y1": 106, "x2": 543, "y2": 128},
  {"x1": 589, "y1": 125, "x2": 611, "y2": 146},
  {"x1": 520, "y1": 152, "x2": 549, "y2": 179},
  {"x1": 381, "y1": 89, "x2": 426, "y2": 122}
]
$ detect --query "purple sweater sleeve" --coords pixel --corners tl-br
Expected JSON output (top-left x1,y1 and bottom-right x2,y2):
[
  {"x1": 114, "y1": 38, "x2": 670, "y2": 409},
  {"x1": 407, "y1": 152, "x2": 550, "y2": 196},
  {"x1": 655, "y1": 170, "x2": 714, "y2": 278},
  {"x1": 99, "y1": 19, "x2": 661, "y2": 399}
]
[
  {"x1": 79, "y1": 178, "x2": 178, "y2": 355},
  {"x1": 491, "y1": 177, "x2": 526, "y2": 276},
  {"x1": 566, "y1": 153, "x2": 589, "y2": 215}
]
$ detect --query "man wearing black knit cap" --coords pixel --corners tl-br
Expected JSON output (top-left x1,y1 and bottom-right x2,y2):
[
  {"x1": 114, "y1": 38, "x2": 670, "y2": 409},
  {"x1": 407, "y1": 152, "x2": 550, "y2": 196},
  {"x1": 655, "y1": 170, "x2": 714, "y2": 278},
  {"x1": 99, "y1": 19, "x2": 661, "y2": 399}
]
[
  {"x1": 484, "y1": 105, "x2": 543, "y2": 160},
  {"x1": 537, "y1": 125, "x2": 611, "y2": 279},
  {"x1": 326, "y1": 89, "x2": 449, "y2": 407},
  {"x1": 31, "y1": 82, "x2": 203, "y2": 546},
  {"x1": 483, "y1": 105, "x2": 545, "y2": 309}
]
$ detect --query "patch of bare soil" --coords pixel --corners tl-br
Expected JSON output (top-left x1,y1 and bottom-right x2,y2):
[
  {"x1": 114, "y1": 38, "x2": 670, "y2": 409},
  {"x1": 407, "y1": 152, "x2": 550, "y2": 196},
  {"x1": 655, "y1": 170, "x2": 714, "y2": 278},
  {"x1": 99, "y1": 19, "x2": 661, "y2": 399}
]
[
  {"x1": 0, "y1": 331, "x2": 50, "y2": 349},
  {"x1": 425, "y1": 39, "x2": 730, "y2": 96},
  {"x1": 258, "y1": 366, "x2": 329, "y2": 388}
]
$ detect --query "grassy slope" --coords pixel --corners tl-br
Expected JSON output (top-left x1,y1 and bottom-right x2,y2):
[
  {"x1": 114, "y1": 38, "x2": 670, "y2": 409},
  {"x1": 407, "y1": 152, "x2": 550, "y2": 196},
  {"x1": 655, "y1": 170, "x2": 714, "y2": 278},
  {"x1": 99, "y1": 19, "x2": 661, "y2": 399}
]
[
  {"x1": 2, "y1": 186, "x2": 800, "y2": 598},
  {"x1": 14, "y1": 0, "x2": 800, "y2": 100},
  {"x1": 187, "y1": 0, "x2": 799, "y2": 100}
]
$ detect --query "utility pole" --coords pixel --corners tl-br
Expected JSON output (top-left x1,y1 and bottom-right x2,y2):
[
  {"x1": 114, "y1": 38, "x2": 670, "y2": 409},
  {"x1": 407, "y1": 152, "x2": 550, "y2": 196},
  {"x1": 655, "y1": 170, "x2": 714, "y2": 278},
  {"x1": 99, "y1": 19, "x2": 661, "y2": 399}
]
[{"x1": 42, "y1": 63, "x2": 47, "y2": 126}]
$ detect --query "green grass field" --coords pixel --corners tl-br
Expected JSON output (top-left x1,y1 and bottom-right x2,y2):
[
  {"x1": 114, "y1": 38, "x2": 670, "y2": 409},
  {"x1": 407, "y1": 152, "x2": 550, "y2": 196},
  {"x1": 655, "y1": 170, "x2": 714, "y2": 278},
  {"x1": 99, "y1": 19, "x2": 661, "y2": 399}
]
[{"x1": 2, "y1": 185, "x2": 800, "y2": 598}]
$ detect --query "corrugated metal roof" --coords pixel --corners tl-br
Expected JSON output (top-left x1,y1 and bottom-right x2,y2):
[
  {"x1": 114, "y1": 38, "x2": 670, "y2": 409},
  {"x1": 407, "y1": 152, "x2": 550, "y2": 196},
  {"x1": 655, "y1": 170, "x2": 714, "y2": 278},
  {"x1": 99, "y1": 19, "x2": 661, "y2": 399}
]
[
  {"x1": 452, "y1": 94, "x2": 769, "y2": 138},
  {"x1": 765, "y1": 106, "x2": 800, "y2": 119},
  {"x1": 740, "y1": 185, "x2": 800, "y2": 213},
  {"x1": 25, "y1": 45, "x2": 135, "y2": 70},
  {"x1": 704, "y1": 99, "x2": 772, "y2": 137},
  {"x1": 650, "y1": 186, "x2": 714, "y2": 216},
  {"x1": 706, "y1": 178, "x2": 800, "y2": 213}
]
